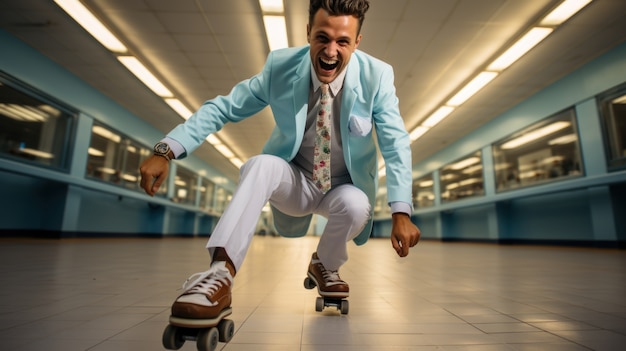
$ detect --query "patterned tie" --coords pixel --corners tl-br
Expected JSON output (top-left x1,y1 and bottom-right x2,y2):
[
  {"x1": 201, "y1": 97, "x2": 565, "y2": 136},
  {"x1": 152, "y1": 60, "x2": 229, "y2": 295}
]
[{"x1": 313, "y1": 83, "x2": 331, "y2": 193}]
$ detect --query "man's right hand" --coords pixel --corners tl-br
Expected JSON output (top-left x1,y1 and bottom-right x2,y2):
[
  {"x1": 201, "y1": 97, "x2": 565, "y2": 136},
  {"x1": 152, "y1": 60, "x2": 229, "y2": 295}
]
[{"x1": 139, "y1": 155, "x2": 170, "y2": 196}]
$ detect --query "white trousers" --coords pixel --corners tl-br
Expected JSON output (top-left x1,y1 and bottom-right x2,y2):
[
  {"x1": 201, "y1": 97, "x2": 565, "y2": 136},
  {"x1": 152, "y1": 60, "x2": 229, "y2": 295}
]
[{"x1": 206, "y1": 155, "x2": 370, "y2": 272}]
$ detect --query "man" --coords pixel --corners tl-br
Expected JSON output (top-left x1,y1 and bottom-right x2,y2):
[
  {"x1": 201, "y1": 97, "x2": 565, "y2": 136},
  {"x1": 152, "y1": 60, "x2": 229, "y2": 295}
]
[{"x1": 140, "y1": 0, "x2": 420, "y2": 321}]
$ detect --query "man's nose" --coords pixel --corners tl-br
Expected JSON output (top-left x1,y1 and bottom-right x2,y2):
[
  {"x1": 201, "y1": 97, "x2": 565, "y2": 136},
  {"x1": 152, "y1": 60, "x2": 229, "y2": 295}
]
[{"x1": 324, "y1": 42, "x2": 339, "y2": 57}]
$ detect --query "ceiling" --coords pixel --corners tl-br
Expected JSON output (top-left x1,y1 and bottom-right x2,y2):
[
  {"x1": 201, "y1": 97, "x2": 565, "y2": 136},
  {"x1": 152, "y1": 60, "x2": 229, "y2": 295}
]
[{"x1": 1, "y1": 0, "x2": 625, "y2": 183}]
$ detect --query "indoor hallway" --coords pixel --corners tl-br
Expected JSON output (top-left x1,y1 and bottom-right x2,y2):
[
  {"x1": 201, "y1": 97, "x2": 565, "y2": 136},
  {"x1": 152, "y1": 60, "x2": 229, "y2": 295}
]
[{"x1": 0, "y1": 235, "x2": 624, "y2": 351}]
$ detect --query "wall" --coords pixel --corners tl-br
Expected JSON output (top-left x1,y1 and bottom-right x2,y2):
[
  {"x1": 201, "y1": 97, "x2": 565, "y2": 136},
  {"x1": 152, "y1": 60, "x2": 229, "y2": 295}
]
[
  {"x1": 374, "y1": 41, "x2": 626, "y2": 247},
  {"x1": 0, "y1": 29, "x2": 232, "y2": 237}
]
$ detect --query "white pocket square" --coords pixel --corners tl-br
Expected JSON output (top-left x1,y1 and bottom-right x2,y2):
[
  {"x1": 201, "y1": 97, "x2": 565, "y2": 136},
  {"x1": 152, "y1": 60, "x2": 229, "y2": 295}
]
[{"x1": 348, "y1": 115, "x2": 372, "y2": 136}]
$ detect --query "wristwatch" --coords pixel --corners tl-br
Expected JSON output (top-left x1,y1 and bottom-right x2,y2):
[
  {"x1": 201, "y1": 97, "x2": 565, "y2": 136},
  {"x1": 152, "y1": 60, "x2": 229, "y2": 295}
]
[{"x1": 153, "y1": 142, "x2": 172, "y2": 161}]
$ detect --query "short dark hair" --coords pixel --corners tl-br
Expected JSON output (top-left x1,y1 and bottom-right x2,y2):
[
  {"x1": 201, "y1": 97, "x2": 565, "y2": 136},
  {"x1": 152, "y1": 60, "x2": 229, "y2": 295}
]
[{"x1": 309, "y1": 0, "x2": 370, "y2": 34}]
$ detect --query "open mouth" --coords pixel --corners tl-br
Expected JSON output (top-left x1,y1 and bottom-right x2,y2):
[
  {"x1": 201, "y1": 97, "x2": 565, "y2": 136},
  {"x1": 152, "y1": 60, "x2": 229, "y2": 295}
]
[{"x1": 319, "y1": 57, "x2": 339, "y2": 71}]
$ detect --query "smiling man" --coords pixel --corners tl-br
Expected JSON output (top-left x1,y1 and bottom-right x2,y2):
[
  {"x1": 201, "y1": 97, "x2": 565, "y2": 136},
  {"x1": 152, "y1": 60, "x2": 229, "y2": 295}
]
[{"x1": 140, "y1": 0, "x2": 420, "y2": 323}]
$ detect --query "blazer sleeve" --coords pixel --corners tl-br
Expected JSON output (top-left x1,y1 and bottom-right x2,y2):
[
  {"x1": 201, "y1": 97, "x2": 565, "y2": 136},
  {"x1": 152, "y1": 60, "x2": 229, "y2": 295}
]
[
  {"x1": 165, "y1": 53, "x2": 274, "y2": 158},
  {"x1": 372, "y1": 65, "x2": 413, "y2": 207}
]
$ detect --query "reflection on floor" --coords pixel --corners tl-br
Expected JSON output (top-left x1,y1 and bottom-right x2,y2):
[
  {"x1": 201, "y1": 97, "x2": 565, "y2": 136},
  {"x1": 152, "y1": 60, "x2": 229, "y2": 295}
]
[{"x1": 0, "y1": 235, "x2": 624, "y2": 350}]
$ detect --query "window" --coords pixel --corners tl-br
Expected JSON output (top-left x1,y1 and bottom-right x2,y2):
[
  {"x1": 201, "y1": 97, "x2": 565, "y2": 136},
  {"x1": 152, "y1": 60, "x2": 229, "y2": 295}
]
[
  {"x1": 173, "y1": 166, "x2": 197, "y2": 205},
  {"x1": 214, "y1": 187, "x2": 232, "y2": 214},
  {"x1": 199, "y1": 178, "x2": 216, "y2": 211},
  {"x1": 86, "y1": 124, "x2": 159, "y2": 193},
  {"x1": 440, "y1": 151, "x2": 484, "y2": 203},
  {"x1": 374, "y1": 193, "x2": 392, "y2": 217},
  {"x1": 412, "y1": 174, "x2": 434, "y2": 208},
  {"x1": 0, "y1": 73, "x2": 75, "y2": 169},
  {"x1": 598, "y1": 83, "x2": 626, "y2": 170},
  {"x1": 492, "y1": 108, "x2": 582, "y2": 191}
]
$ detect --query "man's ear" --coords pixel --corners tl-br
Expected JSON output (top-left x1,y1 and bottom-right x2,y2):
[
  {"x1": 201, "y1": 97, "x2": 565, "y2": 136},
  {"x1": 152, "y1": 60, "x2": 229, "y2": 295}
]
[
  {"x1": 355, "y1": 34, "x2": 362, "y2": 49},
  {"x1": 306, "y1": 24, "x2": 311, "y2": 43}
]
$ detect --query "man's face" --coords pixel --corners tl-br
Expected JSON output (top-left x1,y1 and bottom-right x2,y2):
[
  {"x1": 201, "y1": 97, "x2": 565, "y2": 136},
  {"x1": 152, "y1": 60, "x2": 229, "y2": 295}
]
[{"x1": 307, "y1": 9, "x2": 362, "y2": 84}]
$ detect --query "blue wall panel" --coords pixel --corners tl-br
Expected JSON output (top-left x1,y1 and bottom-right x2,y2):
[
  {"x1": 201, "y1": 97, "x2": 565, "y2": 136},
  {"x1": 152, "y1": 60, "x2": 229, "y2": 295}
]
[
  {"x1": 413, "y1": 213, "x2": 440, "y2": 240},
  {"x1": 441, "y1": 205, "x2": 491, "y2": 240},
  {"x1": 504, "y1": 190, "x2": 592, "y2": 241},
  {"x1": 76, "y1": 188, "x2": 159, "y2": 235},
  {"x1": 0, "y1": 171, "x2": 65, "y2": 232},
  {"x1": 167, "y1": 209, "x2": 196, "y2": 236}
]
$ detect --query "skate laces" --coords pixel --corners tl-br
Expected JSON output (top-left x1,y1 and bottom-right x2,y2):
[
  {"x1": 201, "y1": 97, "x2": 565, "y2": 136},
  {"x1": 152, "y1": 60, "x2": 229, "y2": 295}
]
[
  {"x1": 182, "y1": 263, "x2": 232, "y2": 296},
  {"x1": 322, "y1": 269, "x2": 342, "y2": 283},
  {"x1": 312, "y1": 257, "x2": 343, "y2": 285}
]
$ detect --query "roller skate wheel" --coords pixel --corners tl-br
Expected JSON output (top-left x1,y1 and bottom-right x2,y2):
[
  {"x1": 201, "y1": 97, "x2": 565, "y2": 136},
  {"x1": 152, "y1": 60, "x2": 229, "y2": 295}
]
[
  {"x1": 340, "y1": 299, "x2": 349, "y2": 314},
  {"x1": 162, "y1": 324, "x2": 184, "y2": 350},
  {"x1": 304, "y1": 277, "x2": 316, "y2": 290},
  {"x1": 197, "y1": 327, "x2": 219, "y2": 351},
  {"x1": 315, "y1": 296, "x2": 324, "y2": 312},
  {"x1": 218, "y1": 319, "x2": 235, "y2": 342}
]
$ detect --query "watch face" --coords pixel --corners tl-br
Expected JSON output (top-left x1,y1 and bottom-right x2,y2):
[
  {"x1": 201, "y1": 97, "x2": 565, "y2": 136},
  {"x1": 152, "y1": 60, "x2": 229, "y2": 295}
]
[{"x1": 154, "y1": 142, "x2": 169, "y2": 154}]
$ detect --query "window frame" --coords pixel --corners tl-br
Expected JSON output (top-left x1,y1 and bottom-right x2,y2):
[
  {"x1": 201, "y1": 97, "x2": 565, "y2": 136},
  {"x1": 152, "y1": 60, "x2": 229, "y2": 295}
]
[
  {"x1": 0, "y1": 71, "x2": 77, "y2": 171},
  {"x1": 597, "y1": 82, "x2": 626, "y2": 171}
]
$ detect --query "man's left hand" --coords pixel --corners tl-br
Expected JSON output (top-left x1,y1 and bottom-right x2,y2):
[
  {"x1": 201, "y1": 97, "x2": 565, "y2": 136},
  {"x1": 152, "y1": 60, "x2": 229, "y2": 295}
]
[{"x1": 390, "y1": 213, "x2": 421, "y2": 257}]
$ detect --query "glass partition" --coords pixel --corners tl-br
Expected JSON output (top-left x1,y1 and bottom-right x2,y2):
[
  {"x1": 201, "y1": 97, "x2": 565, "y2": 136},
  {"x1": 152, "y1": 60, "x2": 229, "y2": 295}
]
[
  {"x1": 374, "y1": 193, "x2": 392, "y2": 217},
  {"x1": 214, "y1": 187, "x2": 232, "y2": 214},
  {"x1": 412, "y1": 174, "x2": 434, "y2": 208},
  {"x1": 598, "y1": 83, "x2": 626, "y2": 170},
  {"x1": 492, "y1": 108, "x2": 582, "y2": 191},
  {"x1": 199, "y1": 178, "x2": 216, "y2": 211},
  {"x1": 440, "y1": 151, "x2": 484, "y2": 203},
  {"x1": 0, "y1": 73, "x2": 75, "y2": 169},
  {"x1": 86, "y1": 124, "x2": 161, "y2": 194},
  {"x1": 173, "y1": 166, "x2": 197, "y2": 205}
]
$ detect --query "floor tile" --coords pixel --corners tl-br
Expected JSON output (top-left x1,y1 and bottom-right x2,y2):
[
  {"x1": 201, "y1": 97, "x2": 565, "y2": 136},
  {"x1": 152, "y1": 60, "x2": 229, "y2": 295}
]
[{"x1": 0, "y1": 236, "x2": 624, "y2": 350}]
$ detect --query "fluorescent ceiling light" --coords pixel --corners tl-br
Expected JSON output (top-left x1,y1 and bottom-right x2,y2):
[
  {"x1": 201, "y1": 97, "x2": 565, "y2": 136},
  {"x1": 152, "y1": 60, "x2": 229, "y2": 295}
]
[
  {"x1": 259, "y1": 0, "x2": 284, "y2": 13},
  {"x1": 462, "y1": 164, "x2": 483, "y2": 174},
  {"x1": 419, "y1": 180, "x2": 434, "y2": 187},
  {"x1": 117, "y1": 56, "x2": 173, "y2": 97},
  {"x1": 409, "y1": 126, "x2": 430, "y2": 141},
  {"x1": 97, "y1": 167, "x2": 116, "y2": 175},
  {"x1": 53, "y1": 0, "x2": 127, "y2": 53},
  {"x1": 88, "y1": 147, "x2": 105, "y2": 157},
  {"x1": 613, "y1": 95, "x2": 626, "y2": 104},
  {"x1": 549, "y1": 133, "x2": 577, "y2": 145},
  {"x1": 449, "y1": 157, "x2": 481, "y2": 170},
  {"x1": 206, "y1": 134, "x2": 222, "y2": 145},
  {"x1": 447, "y1": 71, "x2": 498, "y2": 106},
  {"x1": 38, "y1": 105, "x2": 61, "y2": 117},
  {"x1": 541, "y1": 0, "x2": 593, "y2": 26},
  {"x1": 92, "y1": 125, "x2": 121, "y2": 143},
  {"x1": 459, "y1": 177, "x2": 483, "y2": 187},
  {"x1": 488, "y1": 27, "x2": 553, "y2": 71},
  {"x1": 446, "y1": 182, "x2": 459, "y2": 190},
  {"x1": 501, "y1": 121, "x2": 571, "y2": 149},
  {"x1": 215, "y1": 144, "x2": 235, "y2": 159},
  {"x1": 121, "y1": 174, "x2": 138, "y2": 182},
  {"x1": 230, "y1": 158, "x2": 244, "y2": 168},
  {"x1": 0, "y1": 103, "x2": 47, "y2": 122},
  {"x1": 441, "y1": 173, "x2": 458, "y2": 181},
  {"x1": 422, "y1": 106, "x2": 455, "y2": 128},
  {"x1": 165, "y1": 98, "x2": 193, "y2": 120},
  {"x1": 18, "y1": 148, "x2": 54, "y2": 159},
  {"x1": 263, "y1": 15, "x2": 289, "y2": 51}
]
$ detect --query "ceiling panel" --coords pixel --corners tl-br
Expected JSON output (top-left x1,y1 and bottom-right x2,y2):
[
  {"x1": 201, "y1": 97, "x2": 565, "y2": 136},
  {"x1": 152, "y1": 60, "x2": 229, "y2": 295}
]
[{"x1": 1, "y1": 0, "x2": 625, "y2": 184}]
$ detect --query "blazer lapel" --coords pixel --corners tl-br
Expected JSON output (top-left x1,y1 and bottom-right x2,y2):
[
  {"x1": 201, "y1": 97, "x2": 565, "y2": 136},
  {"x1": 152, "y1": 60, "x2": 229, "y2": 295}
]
[
  {"x1": 340, "y1": 54, "x2": 361, "y2": 167},
  {"x1": 290, "y1": 54, "x2": 311, "y2": 159}
]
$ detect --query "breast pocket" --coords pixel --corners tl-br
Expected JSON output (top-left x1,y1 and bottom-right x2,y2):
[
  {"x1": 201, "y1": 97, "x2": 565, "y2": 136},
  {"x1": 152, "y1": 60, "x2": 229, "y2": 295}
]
[{"x1": 348, "y1": 115, "x2": 373, "y2": 137}]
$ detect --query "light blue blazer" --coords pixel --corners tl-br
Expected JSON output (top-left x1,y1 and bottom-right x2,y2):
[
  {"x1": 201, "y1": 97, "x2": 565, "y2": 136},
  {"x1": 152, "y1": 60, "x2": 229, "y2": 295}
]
[{"x1": 168, "y1": 45, "x2": 412, "y2": 245}]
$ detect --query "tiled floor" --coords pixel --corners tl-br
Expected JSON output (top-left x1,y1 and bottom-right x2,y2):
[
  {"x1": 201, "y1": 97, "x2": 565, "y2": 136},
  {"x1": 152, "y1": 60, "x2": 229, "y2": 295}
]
[{"x1": 0, "y1": 235, "x2": 625, "y2": 351}]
